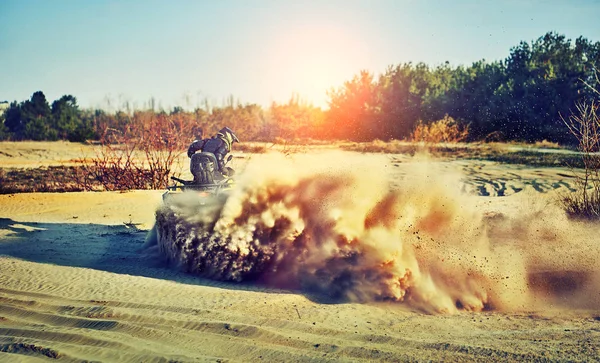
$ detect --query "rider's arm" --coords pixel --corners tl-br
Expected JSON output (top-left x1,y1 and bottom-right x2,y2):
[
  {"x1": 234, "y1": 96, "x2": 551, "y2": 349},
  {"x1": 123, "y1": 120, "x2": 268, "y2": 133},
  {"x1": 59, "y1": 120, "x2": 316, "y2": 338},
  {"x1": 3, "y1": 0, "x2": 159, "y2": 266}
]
[
  {"x1": 214, "y1": 142, "x2": 229, "y2": 170},
  {"x1": 187, "y1": 139, "x2": 206, "y2": 158}
]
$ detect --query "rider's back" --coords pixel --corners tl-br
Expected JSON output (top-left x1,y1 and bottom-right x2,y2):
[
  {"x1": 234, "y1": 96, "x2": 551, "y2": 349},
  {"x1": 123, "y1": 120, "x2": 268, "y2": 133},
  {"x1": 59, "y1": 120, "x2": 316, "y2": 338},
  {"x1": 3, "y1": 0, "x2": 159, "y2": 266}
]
[{"x1": 201, "y1": 137, "x2": 225, "y2": 154}]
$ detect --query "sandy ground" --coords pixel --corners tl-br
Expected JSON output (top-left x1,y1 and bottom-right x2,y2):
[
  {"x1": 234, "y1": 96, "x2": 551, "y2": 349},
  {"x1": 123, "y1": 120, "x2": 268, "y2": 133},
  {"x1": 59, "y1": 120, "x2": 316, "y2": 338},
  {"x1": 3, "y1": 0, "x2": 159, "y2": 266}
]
[
  {"x1": 1, "y1": 142, "x2": 600, "y2": 362},
  {"x1": 0, "y1": 141, "x2": 102, "y2": 168}
]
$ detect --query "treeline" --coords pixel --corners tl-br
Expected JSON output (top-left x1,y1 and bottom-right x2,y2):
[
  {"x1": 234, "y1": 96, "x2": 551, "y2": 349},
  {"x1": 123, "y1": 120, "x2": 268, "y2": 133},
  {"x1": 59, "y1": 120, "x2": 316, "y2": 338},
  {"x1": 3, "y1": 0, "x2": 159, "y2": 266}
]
[
  {"x1": 1, "y1": 32, "x2": 598, "y2": 144},
  {"x1": 327, "y1": 32, "x2": 600, "y2": 143},
  {"x1": 0, "y1": 92, "x2": 325, "y2": 143},
  {"x1": 0, "y1": 93, "x2": 96, "y2": 142}
]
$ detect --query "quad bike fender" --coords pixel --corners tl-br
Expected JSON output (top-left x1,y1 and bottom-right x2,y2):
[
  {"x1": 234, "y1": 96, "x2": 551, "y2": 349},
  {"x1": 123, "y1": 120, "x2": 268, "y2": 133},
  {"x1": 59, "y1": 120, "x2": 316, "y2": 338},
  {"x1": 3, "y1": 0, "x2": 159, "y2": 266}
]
[{"x1": 191, "y1": 152, "x2": 220, "y2": 184}]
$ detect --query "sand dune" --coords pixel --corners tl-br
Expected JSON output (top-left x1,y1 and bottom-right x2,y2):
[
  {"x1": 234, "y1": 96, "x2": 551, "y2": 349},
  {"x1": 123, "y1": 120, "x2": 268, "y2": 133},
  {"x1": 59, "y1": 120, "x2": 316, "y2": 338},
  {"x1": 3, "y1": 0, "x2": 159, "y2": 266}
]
[{"x1": 1, "y1": 148, "x2": 599, "y2": 361}]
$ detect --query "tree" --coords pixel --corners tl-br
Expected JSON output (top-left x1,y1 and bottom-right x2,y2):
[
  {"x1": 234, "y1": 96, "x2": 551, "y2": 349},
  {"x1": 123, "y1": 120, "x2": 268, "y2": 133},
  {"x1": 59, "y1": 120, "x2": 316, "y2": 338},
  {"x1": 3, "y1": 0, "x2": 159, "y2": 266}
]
[
  {"x1": 326, "y1": 70, "x2": 379, "y2": 140},
  {"x1": 376, "y1": 63, "x2": 432, "y2": 140},
  {"x1": 51, "y1": 95, "x2": 89, "y2": 141},
  {"x1": 4, "y1": 91, "x2": 54, "y2": 140},
  {"x1": 23, "y1": 91, "x2": 55, "y2": 140},
  {"x1": 0, "y1": 107, "x2": 9, "y2": 140},
  {"x1": 502, "y1": 32, "x2": 600, "y2": 142},
  {"x1": 4, "y1": 101, "x2": 23, "y2": 136}
]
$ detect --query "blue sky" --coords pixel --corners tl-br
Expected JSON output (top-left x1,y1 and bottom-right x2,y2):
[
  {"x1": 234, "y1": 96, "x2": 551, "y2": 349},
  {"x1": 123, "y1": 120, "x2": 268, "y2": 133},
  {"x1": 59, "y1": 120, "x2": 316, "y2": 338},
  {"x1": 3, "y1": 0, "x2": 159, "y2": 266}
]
[{"x1": 1, "y1": 0, "x2": 599, "y2": 110}]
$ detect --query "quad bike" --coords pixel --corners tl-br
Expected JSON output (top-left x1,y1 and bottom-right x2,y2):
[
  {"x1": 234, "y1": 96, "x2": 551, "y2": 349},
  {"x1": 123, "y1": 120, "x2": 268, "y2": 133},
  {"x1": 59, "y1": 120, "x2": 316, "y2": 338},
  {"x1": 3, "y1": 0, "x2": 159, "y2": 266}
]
[
  {"x1": 145, "y1": 153, "x2": 236, "y2": 248},
  {"x1": 162, "y1": 153, "x2": 235, "y2": 202}
]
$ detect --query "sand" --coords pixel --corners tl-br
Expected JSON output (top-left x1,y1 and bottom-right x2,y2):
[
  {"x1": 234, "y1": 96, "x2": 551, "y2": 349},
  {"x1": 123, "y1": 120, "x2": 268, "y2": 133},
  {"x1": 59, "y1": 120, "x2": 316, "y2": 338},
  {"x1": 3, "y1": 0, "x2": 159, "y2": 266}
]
[
  {"x1": 0, "y1": 141, "x2": 103, "y2": 168},
  {"x1": 1, "y1": 142, "x2": 599, "y2": 362}
]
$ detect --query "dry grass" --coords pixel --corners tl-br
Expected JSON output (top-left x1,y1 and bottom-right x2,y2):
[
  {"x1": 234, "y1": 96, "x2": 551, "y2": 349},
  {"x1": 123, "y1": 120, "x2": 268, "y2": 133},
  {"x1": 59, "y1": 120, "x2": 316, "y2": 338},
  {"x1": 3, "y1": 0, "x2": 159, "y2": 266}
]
[
  {"x1": 341, "y1": 139, "x2": 418, "y2": 154},
  {"x1": 235, "y1": 139, "x2": 333, "y2": 155},
  {"x1": 341, "y1": 139, "x2": 583, "y2": 168},
  {"x1": 534, "y1": 139, "x2": 562, "y2": 149},
  {"x1": 234, "y1": 143, "x2": 268, "y2": 153},
  {"x1": 0, "y1": 166, "x2": 93, "y2": 193},
  {"x1": 411, "y1": 115, "x2": 469, "y2": 144}
]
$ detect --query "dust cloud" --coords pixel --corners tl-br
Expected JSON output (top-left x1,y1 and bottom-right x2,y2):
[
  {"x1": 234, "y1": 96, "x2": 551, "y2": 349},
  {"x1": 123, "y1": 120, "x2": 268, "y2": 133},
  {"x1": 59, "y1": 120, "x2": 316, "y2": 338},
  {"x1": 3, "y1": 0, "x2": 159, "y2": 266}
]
[{"x1": 152, "y1": 151, "x2": 600, "y2": 313}]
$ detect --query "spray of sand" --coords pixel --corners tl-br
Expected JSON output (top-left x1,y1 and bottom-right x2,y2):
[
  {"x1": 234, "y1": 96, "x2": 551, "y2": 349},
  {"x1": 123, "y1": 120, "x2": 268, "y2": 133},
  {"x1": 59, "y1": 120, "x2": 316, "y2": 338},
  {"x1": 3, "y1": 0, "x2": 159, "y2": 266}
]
[{"x1": 152, "y1": 151, "x2": 600, "y2": 313}]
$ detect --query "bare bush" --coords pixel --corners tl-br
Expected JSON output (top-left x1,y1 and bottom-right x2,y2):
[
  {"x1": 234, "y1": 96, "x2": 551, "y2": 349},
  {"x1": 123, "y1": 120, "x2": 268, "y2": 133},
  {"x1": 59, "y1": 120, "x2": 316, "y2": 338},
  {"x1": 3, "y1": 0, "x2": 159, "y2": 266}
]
[
  {"x1": 80, "y1": 112, "x2": 191, "y2": 191},
  {"x1": 561, "y1": 100, "x2": 600, "y2": 219},
  {"x1": 411, "y1": 115, "x2": 469, "y2": 144}
]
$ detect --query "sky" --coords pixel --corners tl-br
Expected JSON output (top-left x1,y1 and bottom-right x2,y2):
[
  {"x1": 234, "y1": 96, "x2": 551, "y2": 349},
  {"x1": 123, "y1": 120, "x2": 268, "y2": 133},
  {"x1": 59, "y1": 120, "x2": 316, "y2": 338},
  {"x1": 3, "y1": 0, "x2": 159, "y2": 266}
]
[{"x1": 1, "y1": 0, "x2": 599, "y2": 110}]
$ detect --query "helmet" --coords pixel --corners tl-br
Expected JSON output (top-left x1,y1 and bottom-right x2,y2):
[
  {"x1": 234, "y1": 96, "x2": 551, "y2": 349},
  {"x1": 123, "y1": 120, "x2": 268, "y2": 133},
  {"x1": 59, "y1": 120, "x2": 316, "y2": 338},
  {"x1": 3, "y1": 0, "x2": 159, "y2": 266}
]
[{"x1": 217, "y1": 127, "x2": 240, "y2": 146}]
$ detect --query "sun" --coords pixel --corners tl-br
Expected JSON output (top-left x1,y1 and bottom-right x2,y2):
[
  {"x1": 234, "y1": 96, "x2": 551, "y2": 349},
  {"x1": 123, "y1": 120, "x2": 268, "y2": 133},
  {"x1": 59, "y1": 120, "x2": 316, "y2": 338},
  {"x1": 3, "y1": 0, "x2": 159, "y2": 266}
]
[{"x1": 267, "y1": 25, "x2": 370, "y2": 107}]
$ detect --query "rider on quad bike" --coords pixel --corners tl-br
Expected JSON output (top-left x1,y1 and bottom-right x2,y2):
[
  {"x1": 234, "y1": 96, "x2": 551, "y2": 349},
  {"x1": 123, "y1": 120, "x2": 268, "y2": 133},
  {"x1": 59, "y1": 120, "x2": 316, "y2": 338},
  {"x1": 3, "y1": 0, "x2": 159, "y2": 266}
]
[{"x1": 187, "y1": 127, "x2": 239, "y2": 184}]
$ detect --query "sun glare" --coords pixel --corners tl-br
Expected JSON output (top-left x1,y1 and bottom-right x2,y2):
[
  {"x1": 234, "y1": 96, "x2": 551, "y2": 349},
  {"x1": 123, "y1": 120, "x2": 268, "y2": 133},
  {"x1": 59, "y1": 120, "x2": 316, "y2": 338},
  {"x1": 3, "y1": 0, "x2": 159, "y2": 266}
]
[{"x1": 267, "y1": 25, "x2": 370, "y2": 107}]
